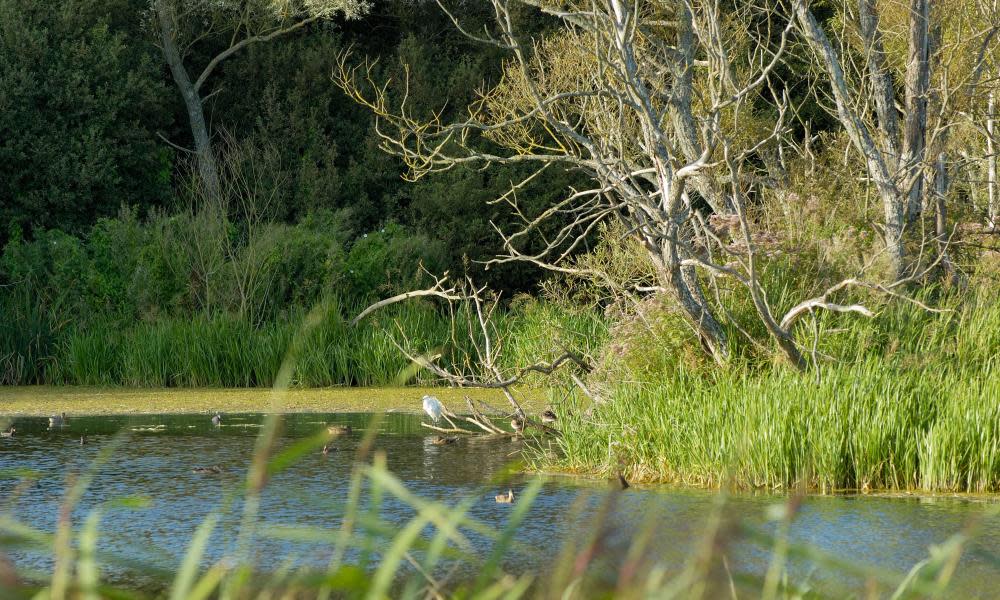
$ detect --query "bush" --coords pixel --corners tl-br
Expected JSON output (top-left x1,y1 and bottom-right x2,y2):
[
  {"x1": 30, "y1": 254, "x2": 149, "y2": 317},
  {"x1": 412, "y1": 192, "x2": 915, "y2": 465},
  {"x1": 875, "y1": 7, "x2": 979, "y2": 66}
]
[{"x1": 344, "y1": 223, "x2": 447, "y2": 299}]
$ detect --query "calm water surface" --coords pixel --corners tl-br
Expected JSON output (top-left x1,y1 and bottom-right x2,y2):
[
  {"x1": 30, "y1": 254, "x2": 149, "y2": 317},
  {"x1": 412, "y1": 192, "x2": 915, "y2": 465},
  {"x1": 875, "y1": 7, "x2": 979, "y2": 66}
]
[{"x1": 0, "y1": 412, "x2": 998, "y2": 596}]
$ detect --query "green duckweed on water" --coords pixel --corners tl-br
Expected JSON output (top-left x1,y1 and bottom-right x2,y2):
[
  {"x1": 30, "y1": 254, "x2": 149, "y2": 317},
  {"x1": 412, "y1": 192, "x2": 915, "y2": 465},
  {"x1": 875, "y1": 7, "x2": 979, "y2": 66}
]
[{"x1": 0, "y1": 386, "x2": 544, "y2": 416}]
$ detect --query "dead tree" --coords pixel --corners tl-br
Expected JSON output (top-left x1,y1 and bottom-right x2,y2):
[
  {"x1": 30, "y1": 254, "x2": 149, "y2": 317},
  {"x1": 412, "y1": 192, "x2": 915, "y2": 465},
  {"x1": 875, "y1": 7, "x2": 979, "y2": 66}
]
[
  {"x1": 335, "y1": 0, "x2": 848, "y2": 368},
  {"x1": 793, "y1": 0, "x2": 935, "y2": 281},
  {"x1": 336, "y1": 0, "x2": 948, "y2": 371},
  {"x1": 352, "y1": 275, "x2": 587, "y2": 433}
]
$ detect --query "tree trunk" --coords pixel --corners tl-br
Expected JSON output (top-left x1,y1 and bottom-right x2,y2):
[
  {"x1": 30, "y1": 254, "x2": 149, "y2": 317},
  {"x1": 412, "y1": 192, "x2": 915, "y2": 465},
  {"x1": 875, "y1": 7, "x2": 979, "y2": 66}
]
[
  {"x1": 901, "y1": 0, "x2": 931, "y2": 222},
  {"x1": 989, "y1": 79, "x2": 998, "y2": 228},
  {"x1": 933, "y1": 152, "x2": 959, "y2": 282},
  {"x1": 794, "y1": 0, "x2": 908, "y2": 279},
  {"x1": 857, "y1": 0, "x2": 900, "y2": 165},
  {"x1": 667, "y1": 2, "x2": 732, "y2": 214},
  {"x1": 671, "y1": 263, "x2": 730, "y2": 365},
  {"x1": 647, "y1": 231, "x2": 729, "y2": 365},
  {"x1": 154, "y1": 0, "x2": 222, "y2": 203}
]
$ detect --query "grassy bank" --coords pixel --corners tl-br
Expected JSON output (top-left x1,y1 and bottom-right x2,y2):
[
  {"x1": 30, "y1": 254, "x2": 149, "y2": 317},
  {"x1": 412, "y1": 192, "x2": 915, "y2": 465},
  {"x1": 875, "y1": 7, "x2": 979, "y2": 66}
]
[{"x1": 545, "y1": 289, "x2": 1000, "y2": 494}]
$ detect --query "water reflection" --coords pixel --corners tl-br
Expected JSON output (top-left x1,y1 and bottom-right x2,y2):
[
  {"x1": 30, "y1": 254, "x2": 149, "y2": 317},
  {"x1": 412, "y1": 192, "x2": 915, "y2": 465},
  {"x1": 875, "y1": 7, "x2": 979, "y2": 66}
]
[{"x1": 0, "y1": 412, "x2": 997, "y2": 596}]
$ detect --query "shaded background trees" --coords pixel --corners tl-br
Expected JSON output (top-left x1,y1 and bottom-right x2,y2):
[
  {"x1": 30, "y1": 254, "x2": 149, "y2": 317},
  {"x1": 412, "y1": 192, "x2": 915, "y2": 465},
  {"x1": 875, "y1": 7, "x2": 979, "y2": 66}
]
[{"x1": 0, "y1": 0, "x2": 563, "y2": 292}]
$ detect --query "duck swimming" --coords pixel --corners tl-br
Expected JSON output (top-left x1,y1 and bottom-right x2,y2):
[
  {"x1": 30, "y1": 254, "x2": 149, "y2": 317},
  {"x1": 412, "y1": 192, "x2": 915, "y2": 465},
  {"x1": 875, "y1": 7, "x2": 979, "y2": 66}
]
[
  {"x1": 327, "y1": 425, "x2": 353, "y2": 435},
  {"x1": 0, "y1": 426, "x2": 14, "y2": 438},
  {"x1": 48, "y1": 413, "x2": 66, "y2": 427},
  {"x1": 211, "y1": 413, "x2": 222, "y2": 426},
  {"x1": 495, "y1": 489, "x2": 514, "y2": 504},
  {"x1": 192, "y1": 466, "x2": 223, "y2": 474},
  {"x1": 431, "y1": 435, "x2": 457, "y2": 445}
]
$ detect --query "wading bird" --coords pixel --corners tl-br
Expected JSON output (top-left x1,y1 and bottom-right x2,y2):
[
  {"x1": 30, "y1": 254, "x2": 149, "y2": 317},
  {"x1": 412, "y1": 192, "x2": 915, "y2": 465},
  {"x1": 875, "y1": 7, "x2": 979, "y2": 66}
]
[
  {"x1": 541, "y1": 409, "x2": 557, "y2": 424},
  {"x1": 510, "y1": 417, "x2": 524, "y2": 435},
  {"x1": 422, "y1": 395, "x2": 443, "y2": 422}
]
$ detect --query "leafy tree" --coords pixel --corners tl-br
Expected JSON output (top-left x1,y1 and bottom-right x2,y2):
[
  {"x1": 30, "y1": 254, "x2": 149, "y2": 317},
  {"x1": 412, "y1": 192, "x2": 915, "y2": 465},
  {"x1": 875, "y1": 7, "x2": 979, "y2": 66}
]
[
  {"x1": 0, "y1": 0, "x2": 172, "y2": 239},
  {"x1": 151, "y1": 0, "x2": 369, "y2": 202}
]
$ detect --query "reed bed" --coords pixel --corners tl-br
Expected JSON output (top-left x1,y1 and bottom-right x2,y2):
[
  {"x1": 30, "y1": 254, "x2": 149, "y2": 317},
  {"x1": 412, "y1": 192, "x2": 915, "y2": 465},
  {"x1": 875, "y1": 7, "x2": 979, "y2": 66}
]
[
  {"x1": 541, "y1": 283, "x2": 1000, "y2": 493},
  {"x1": 61, "y1": 303, "x2": 448, "y2": 388},
  {"x1": 550, "y1": 364, "x2": 998, "y2": 492}
]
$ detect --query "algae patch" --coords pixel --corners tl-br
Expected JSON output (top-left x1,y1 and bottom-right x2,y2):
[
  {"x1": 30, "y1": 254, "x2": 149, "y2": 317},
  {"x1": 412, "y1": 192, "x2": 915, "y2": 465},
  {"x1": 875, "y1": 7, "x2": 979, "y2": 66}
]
[{"x1": 0, "y1": 386, "x2": 543, "y2": 416}]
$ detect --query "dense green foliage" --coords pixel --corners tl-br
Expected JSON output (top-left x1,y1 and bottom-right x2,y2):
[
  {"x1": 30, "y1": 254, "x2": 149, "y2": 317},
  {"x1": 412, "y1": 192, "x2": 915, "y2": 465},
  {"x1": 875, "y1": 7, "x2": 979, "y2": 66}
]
[
  {"x1": 0, "y1": 225, "x2": 602, "y2": 386},
  {"x1": 0, "y1": 0, "x2": 564, "y2": 287},
  {"x1": 0, "y1": 0, "x2": 172, "y2": 234}
]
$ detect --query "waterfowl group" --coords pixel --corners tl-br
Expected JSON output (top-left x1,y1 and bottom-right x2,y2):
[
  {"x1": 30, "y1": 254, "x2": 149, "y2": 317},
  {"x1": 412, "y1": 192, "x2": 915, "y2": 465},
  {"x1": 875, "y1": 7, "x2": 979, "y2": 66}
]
[
  {"x1": 0, "y1": 426, "x2": 14, "y2": 438},
  {"x1": 192, "y1": 466, "x2": 223, "y2": 474},
  {"x1": 495, "y1": 489, "x2": 514, "y2": 504}
]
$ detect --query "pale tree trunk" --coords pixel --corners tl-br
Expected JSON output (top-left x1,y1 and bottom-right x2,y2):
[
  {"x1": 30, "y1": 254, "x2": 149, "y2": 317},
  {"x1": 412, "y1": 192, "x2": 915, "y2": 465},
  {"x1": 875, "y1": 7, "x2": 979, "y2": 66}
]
[
  {"x1": 667, "y1": 4, "x2": 732, "y2": 214},
  {"x1": 795, "y1": 0, "x2": 932, "y2": 279},
  {"x1": 901, "y1": 0, "x2": 931, "y2": 221},
  {"x1": 933, "y1": 152, "x2": 956, "y2": 280},
  {"x1": 155, "y1": 0, "x2": 223, "y2": 203},
  {"x1": 858, "y1": 0, "x2": 900, "y2": 166},
  {"x1": 794, "y1": 1, "x2": 907, "y2": 279},
  {"x1": 989, "y1": 80, "x2": 998, "y2": 228},
  {"x1": 651, "y1": 233, "x2": 730, "y2": 365}
]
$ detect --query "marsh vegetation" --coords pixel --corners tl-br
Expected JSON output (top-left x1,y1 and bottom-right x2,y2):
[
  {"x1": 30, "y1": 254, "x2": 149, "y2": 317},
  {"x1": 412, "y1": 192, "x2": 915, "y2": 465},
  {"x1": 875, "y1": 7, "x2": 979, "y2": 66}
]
[{"x1": 4, "y1": 0, "x2": 1000, "y2": 594}]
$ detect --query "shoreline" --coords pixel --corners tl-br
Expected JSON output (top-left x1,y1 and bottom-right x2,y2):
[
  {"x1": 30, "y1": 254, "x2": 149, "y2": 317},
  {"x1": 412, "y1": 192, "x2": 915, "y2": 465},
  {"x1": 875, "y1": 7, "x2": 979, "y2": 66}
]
[
  {"x1": 0, "y1": 385, "x2": 543, "y2": 416},
  {"x1": 535, "y1": 470, "x2": 1000, "y2": 501}
]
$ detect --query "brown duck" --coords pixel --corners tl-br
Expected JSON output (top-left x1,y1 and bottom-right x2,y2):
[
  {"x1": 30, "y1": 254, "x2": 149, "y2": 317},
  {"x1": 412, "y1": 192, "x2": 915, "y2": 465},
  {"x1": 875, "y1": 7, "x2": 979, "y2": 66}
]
[
  {"x1": 192, "y1": 466, "x2": 223, "y2": 474},
  {"x1": 495, "y1": 489, "x2": 514, "y2": 504}
]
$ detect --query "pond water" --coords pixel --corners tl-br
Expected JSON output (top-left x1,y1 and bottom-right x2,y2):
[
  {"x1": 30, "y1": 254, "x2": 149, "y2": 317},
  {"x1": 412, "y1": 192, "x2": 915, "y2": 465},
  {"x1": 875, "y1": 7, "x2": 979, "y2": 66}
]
[{"x1": 0, "y1": 412, "x2": 998, "y2": 596}]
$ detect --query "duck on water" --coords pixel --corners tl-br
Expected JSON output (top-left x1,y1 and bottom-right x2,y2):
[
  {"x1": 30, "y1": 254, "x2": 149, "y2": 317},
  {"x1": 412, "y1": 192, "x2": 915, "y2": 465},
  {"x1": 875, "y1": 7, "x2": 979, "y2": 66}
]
[{"x1": 192, "y1": 466, "x2": 223, "y2": 474}]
